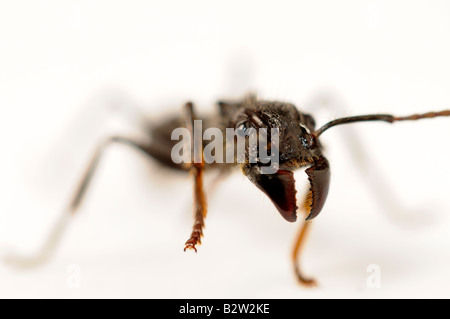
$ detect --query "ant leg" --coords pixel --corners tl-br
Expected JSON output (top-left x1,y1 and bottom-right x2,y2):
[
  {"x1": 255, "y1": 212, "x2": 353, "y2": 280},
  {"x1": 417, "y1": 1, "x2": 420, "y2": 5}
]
[
  {"x1": 183, "y1": 102, "x2": 207, "y2": 252},
  {"x1": 67, "y1": 136, "x2": 164, "y2": 213},
  {"x1": 3, "y1": 135, "x2": 160, "y2": 268},
  {"x1": 292, "y1": 220, "x2": 316, "y2": 286}
]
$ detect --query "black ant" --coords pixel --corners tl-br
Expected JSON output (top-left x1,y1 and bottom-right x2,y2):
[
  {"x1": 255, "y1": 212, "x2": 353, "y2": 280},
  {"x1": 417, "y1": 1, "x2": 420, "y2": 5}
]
[{"x1": 5, "y1": 93, "x2": 450, "y2": 286}]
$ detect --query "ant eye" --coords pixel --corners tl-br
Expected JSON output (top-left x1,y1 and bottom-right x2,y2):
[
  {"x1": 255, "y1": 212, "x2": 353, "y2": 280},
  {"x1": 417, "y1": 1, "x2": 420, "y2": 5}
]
[
  {"x1": 236, "y1": 121, "x2": 250, "y2": 137},
  {"x1": 300, "y1": 137, "x2": 310, "y2": 148}
]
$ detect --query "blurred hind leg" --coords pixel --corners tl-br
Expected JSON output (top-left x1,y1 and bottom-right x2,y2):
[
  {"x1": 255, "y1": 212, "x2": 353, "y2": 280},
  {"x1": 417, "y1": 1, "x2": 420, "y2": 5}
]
[{"x1": 3, "y1": 135, "x2": 179, "y2": 268}]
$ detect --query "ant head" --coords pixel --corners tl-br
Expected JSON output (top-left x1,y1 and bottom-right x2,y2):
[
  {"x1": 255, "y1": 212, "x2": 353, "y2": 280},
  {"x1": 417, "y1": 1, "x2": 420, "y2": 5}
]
[
  {"x1": 220, "y1": 96, "x2": 329, "y2": 223},
  {"x1": 222, "y1": 95, "x2": 321, "y2": 169}
]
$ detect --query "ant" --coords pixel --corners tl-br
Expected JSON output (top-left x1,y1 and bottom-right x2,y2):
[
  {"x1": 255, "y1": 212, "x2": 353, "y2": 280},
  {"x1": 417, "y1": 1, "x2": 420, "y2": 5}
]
[{"x1": 4, "y1": 93, "x2": 450, "y2": 286}]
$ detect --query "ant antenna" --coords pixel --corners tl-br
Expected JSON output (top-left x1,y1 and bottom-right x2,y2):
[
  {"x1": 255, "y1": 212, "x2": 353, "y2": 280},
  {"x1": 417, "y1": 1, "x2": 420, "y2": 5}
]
[{"x1": 314, "y1": 110, "x2": 450, "y2": 138}]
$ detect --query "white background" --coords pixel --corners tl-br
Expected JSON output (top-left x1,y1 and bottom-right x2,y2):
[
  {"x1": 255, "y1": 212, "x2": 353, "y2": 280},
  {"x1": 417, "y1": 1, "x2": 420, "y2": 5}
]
[{"x1": 0, "y1": 0, "x2": 450, "y2": 299}]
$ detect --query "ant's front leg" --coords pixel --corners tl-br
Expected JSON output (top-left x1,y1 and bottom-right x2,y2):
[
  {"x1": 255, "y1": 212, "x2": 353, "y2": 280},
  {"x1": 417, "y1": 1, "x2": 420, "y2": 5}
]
[
  {"x1": 292, "y1": 220, "x2": 316, "y2": 286},
  {"x1": 183, "y1": 102, "x2": 208, "y2": 253}
]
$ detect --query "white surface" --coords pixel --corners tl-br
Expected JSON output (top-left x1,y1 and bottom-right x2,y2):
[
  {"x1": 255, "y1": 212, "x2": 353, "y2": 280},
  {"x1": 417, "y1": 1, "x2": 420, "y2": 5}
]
[{"x1": 0, "y1": 0, "x2": 450, "y2": 299}]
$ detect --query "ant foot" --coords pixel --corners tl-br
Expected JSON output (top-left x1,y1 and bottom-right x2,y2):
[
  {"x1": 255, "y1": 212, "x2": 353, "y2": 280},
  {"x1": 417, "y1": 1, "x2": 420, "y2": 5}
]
[
  {"x1": 298, "y1": 277, "x2": 317, "y2": 287},
  {"x1": 184, "y1": 240, "x2": 198, "y2": 253},
  {"x1": 295, "y1": 266, "x2": 317, "y2": 287}
]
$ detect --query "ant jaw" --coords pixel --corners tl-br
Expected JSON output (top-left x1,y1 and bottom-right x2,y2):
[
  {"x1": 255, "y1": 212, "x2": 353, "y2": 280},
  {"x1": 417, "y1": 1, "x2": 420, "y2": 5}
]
[
  {"x1": 303, "y1": 156, "x2": 330, "y2": 221},
  {"x1": 242, "y1": 164, "x2": 298, "y2": 222}
]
